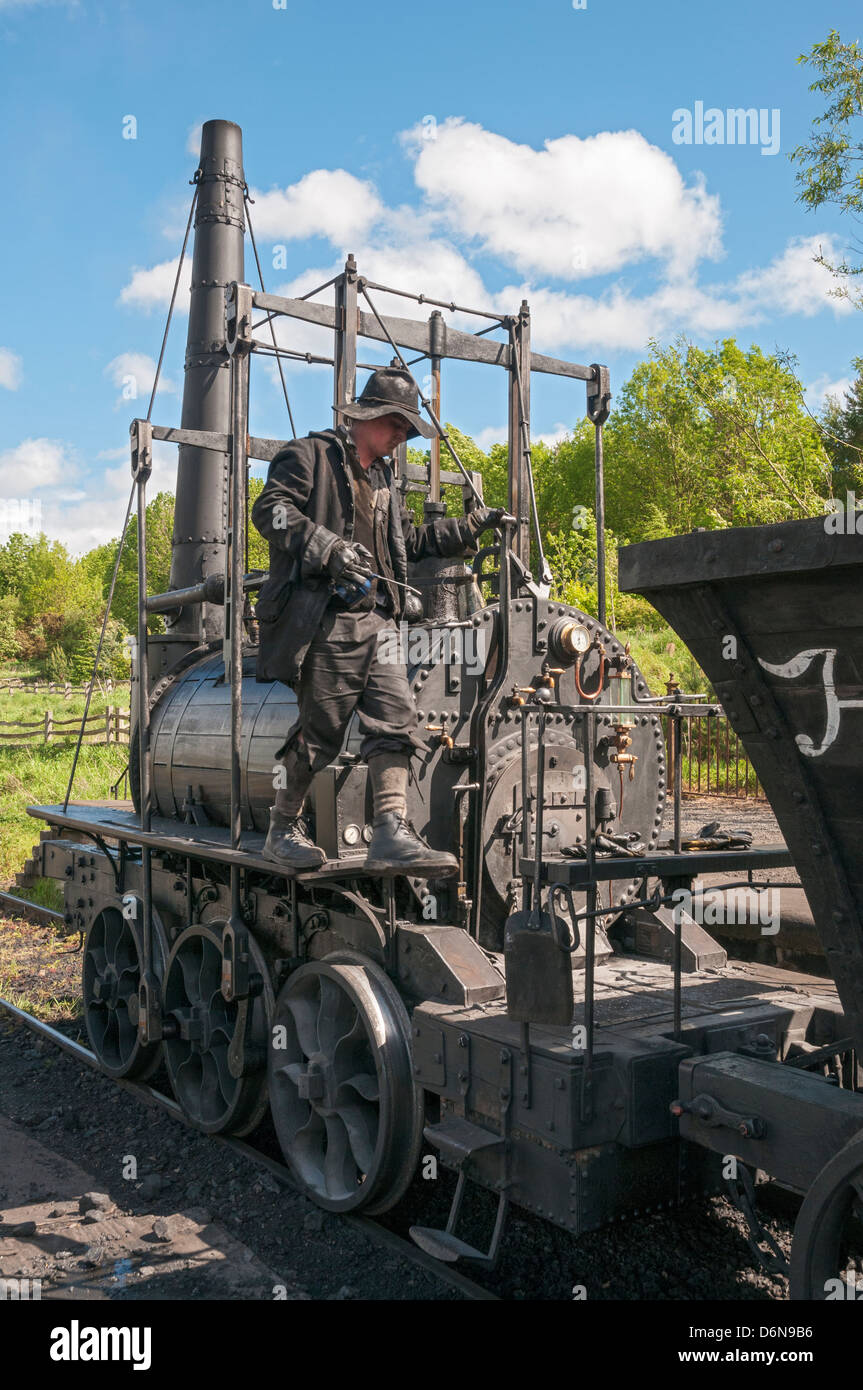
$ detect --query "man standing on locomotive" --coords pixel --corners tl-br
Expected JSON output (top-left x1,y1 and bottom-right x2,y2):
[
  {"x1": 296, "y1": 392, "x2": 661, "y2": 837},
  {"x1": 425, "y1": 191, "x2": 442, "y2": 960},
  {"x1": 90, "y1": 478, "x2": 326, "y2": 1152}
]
[{"x1": 251, "y1": 366, "x2": 505, "y2": 875}]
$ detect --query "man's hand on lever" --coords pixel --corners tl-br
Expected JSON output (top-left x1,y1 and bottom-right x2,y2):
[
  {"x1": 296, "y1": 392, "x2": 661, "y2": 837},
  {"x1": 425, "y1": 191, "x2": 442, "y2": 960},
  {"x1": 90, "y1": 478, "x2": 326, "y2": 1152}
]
[
  {"x1": 459, "y1": 507, "x2": 517, "y2": 545},
  {"x1": 327, "y1": 540, "x2": 376, "y2": 606}
]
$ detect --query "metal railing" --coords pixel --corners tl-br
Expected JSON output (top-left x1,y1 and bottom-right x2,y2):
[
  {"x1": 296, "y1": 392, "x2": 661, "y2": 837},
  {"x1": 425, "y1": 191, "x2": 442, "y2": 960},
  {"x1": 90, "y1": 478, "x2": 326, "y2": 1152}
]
[{"x1": 663, "y1": 710, "x2": 765, "y2": 800}]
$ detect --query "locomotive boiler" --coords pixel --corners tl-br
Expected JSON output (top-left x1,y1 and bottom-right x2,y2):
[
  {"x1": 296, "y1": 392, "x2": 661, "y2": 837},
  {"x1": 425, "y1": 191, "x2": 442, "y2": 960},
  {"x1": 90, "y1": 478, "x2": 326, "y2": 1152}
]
[{"x1": 25, "y1": 120, "x2": 863, "y2": 1289}]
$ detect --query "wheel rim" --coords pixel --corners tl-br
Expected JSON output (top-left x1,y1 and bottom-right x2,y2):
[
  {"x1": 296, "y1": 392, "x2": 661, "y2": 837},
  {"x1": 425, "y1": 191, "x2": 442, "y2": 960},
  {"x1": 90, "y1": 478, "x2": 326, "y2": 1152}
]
[
  {"x1": 268, "y1": 955, "x2": 422, "y2": 1213},
  {"x1": 82, "y1": 901, "x2": 165, "y2": 1079},
  {"x1": 791, "y1": 1130, "x2": 863, "y2": 1299},
  {"x1": 163, "y1": 924, "x2": 273, "y2": 1136}
]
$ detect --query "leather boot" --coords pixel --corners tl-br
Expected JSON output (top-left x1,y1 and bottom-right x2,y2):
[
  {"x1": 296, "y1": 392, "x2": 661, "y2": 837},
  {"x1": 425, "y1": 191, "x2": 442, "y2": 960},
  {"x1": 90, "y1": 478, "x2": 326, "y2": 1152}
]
[
  {"x1": 262, "y1": 808, "x2": 326, "y2": 871},
  {"x1": 364, "y1": 813, "x2": 458, "y2": 878}
]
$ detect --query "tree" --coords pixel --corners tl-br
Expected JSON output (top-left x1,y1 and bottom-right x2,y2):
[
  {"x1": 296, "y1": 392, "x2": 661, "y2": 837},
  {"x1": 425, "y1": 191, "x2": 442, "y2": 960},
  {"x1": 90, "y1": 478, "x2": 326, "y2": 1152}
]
[
  {"x1": 790, "y1": 28, "x2": 863, "y2": 306},
  {"x1": 820, "y1": 357, "x2": 863, "y2": 495},
  {"x1": 605, "y1": 338, "x2": 831, "y2": 539}
]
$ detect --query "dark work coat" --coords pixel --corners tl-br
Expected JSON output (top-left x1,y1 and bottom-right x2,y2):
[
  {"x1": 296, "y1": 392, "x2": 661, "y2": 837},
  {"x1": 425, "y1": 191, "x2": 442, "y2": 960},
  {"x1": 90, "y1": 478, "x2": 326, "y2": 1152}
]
[{"x1": 251, "y1": 428, "x2": 472, "y2": 686}]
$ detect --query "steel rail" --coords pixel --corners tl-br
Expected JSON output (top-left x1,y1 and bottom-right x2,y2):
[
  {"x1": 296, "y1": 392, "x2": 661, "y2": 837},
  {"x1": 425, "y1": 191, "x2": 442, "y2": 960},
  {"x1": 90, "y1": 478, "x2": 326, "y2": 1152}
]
[
  {"x1": 0, "y1": 891, "x2": 63, "y2": 924},
  {"x1": 0, "y1": 995, "x2": 497, "y2": 1302}
]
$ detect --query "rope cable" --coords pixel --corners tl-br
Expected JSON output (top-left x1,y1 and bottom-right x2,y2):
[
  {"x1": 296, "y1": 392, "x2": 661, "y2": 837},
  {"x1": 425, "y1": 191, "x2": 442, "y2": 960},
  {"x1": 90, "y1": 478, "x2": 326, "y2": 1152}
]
[
  {"x1": 64, "y1": 179, "x2": 200, "y2": 810},
  {"x1": 244, "y1": 193, "x2": 297, "y2": 438}
]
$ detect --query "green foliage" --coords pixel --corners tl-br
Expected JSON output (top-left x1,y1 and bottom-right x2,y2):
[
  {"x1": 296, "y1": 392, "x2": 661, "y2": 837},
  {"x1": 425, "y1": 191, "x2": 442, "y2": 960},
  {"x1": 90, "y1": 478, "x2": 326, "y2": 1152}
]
[
  {"x1": 605, "y1": 338, "x2": 831, "y2": 538},
  {"x1": 0, "y1": 596, "x2": 19, "y2": 661},
  {"x1": 820, "y1": 357, "x2": 863, "y2": 495},
  {"x1": 101, "y1": 491, "x2": 174, "y2": 636},
  {"x1": 790, "y1": 28, "x2": 863, "y2": 304}
]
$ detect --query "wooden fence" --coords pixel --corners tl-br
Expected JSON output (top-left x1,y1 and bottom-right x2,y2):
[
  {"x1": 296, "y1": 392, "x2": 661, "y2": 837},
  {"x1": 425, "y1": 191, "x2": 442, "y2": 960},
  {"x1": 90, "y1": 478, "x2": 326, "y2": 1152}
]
[
  {"x1": 0, "y1": 706, "x2": 130, "y2": 749},
  {"x1": 0, "y1": 678, "x2": 124, "y2": 698}
]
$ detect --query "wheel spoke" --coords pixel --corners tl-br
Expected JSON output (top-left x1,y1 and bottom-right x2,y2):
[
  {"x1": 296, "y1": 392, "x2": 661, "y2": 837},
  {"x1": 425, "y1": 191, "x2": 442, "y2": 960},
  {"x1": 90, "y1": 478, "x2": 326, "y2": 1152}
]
[
  {"x1": 332, "y1": 1015, "x2": 368, "y2": 1080},
  {"x1": 324, "y1": 1114, "x2": 358, "y2": 1197},
  {"x1": 177, "y1": 948, "x2": 200, "y2": 1003},
  {"x1": 204, "y1": 1045, "x2": 235, "y2": 1106},
  {"x1": 272, "y1": 1061, "x2": 307, "y2": 1090},
  {"x1": 88, "y1": 945, "x2": 109, "y2": 976},
  {"x1": 338, "y1": 1071, "x2": 379, "y2": 1103},
  {"x1": 284, "y1": 992, "x2": 320, "y2": 1059},
  {"x1": 317, "y1": 976, "x2": 355, "y2": 1053},
  {"x1": 197, "y1": 942, "x2": 221, "y2": 1003},
  {"x1": 334, "y1": 1100, "x2": 377, "y2": 1174}
]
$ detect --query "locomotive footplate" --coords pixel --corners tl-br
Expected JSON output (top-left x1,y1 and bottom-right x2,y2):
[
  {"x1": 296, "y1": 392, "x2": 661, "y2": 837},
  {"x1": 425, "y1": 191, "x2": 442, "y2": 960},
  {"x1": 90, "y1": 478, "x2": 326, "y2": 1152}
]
[
  {"x1": 520, "y1": 844, "x2": 794, "y2": 884},
  {"x1": 27, "y1": 803, "x2": 367, "y2": 880}
]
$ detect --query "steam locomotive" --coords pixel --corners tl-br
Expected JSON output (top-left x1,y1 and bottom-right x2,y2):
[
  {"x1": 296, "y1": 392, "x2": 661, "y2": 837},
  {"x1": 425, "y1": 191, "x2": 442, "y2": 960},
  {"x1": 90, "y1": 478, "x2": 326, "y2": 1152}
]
[{"x1": 27, "y1": 121, "x2": 863, "y2": 1291}]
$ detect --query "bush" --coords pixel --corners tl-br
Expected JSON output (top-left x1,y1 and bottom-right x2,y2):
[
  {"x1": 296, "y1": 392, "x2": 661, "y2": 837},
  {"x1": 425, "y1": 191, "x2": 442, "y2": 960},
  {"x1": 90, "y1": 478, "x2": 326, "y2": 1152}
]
[{"x1": 0, "y1": 596, "x2": 19, "y2": 661}]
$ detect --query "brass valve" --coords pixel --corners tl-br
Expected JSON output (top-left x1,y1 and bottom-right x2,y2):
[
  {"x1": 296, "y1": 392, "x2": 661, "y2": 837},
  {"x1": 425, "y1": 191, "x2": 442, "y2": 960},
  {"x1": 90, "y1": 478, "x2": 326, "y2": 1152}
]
[
  {"x1": 425, "y1": 724, "x2": 454, "y2": 750},
  {"x1": 540, "y1": 667, "x2": 565, "y2": 689},
  {"x1": 609, "y1": 721, "x2": 638, "y2": 781},
  {"x1": 509, "y1": 685, "x2": 536, "y2": 707}
]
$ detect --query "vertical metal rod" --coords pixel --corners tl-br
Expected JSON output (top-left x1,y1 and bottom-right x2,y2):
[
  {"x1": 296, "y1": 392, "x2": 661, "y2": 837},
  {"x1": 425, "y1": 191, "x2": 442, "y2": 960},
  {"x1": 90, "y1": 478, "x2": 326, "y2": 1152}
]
[
  {"x1": 229, "y1": 349, "x2": 249, "y2": 856},
  {"x1": 135, "y1": 473, "x2": 152, "y2": 974},
  {"x1": 520, "y1": 705, "x2": 531, "y2": 910},
  {"x1": 507, "y1": 303, "x2": 531, "y2": 566},
  {"x1": 582, "y1": 881, "x2": 596, "y2": 1122},
  {"x1": 581, "y1": 708, "x2": 596, "y2": 1121},
  {"x1": 673, "y1": 714, "x2": 682, "y2": 855},
  {"x1": 594, "y1": 421, "x2": 606, "y2": 627},
  {"x1": 533, "y1": 708, "x2": 546, "y2": 915},
  {"x1": 672, "y1": 878, "x2": 683, "y2": 1041},
  {"x1": 333, "y1": 256, "x2": 358, "y2": 427},
  {"x1": 429, "y1": 310, "x2": 443, "y2": 505},
  {"x1": 584, "y1": 710, "x2": 595, "y2": 882},
  {"x1": 468, "y1": 521, "x2": 513, "y2": 939}
]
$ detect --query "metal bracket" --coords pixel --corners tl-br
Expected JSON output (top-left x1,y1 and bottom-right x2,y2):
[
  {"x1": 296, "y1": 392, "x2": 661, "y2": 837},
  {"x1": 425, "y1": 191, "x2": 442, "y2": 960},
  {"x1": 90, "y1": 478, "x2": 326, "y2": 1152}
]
[
  {"x1": 226, "y1": 281, "x2": 254, "y2": 356},
  {"x1": 586, "y1": 364, "x2": 611, "y2": 425},
  {"x1": 129, "y1": 419, "x2": 153, "y2": 482}
]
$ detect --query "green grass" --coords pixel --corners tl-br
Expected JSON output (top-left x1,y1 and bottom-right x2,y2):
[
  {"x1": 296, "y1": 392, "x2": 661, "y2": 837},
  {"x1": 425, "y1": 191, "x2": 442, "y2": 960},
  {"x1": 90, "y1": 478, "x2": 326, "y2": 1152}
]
[
  {"x1": 620, "y1": 623, "x2": 712, "y2": 700},
  {"x1": 1, "y1": 660, "x2": 130, "y2": 889},
  {"x1": 0, "y1": 742, "x2": 129, "y2": 887}
]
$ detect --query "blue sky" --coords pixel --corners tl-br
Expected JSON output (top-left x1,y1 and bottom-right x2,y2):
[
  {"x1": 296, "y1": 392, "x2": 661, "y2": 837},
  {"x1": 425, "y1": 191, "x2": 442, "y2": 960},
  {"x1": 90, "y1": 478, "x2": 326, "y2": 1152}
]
[{"x1": 1, "y1": 0, "x2": 861, "y2": 553}]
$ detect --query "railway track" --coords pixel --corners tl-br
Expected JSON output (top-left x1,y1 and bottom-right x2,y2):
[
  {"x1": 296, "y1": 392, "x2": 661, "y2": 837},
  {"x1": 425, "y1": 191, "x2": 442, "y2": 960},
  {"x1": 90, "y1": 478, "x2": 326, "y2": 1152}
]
[
  {"x1": 0, "y1": 890, "x2": 64, "y2": 925},
  {"x1": 0, "y1": 991, "x2": 496, "y2": 1302}
]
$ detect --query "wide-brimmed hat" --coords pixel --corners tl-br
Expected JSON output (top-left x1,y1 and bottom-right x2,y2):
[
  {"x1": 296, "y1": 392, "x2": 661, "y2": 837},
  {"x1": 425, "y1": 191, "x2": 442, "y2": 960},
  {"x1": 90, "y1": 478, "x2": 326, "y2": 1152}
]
[{"x1": 339, "y1": 367, "x2": 436, "y2": 440}]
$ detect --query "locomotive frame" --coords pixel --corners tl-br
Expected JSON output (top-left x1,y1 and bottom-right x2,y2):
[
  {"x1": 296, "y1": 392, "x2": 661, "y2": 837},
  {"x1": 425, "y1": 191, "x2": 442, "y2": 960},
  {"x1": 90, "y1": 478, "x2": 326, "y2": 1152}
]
[{"x1": 21, "y1": 119, "x2": 863, "y2": 1296}]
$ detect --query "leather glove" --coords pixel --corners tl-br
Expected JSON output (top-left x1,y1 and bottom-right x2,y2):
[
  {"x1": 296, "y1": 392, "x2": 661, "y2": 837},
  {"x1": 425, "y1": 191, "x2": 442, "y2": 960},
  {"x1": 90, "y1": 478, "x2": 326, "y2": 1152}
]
[
  {"x1": 327, "y1": 540, "x2": 375, "y2": 584},
  {"x1": 459, "y1": 507, "x2": 508, "y2": 544}
]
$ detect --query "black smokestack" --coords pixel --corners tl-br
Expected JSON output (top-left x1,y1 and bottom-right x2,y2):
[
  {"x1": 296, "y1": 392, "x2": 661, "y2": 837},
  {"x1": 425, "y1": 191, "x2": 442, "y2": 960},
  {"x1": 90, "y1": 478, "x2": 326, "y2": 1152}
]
[{"x1": 167, "y1": 119, "x2": 245, "y2": 656}]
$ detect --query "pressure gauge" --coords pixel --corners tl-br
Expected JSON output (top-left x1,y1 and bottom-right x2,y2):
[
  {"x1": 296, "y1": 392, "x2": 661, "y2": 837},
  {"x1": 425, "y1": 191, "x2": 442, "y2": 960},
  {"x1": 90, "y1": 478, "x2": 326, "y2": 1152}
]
[
  {"x1": 567, "y1": 623, "x2": 591, "y2": 654},
  {"x1": 343, "y1": 824, "x2": 362, "y2": 846}
]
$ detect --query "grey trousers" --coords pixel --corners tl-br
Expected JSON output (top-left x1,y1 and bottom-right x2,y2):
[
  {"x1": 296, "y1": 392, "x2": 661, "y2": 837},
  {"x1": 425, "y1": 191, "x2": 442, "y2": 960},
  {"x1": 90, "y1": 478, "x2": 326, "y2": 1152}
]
[{"x1": 277, "y1": 606, "x2": 422, "y2": 774}]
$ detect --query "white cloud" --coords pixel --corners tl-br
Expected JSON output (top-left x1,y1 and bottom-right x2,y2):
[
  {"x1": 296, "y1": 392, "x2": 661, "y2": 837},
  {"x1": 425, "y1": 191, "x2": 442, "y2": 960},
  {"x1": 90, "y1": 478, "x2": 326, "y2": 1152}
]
[
  {"x1": 249, "y1": 169, "x2": 384, "y2": 246},
  {"x1": 0, "y1": 438, "x2": 69, "y2": 496},
  {"x1": 187, "y1": 122, "x2": 203, "y2": 157},
  {"x1": 0, "y1": 347, "x2": 22, "y2": 390},
  {"x1": 805, "y1": 373, "x2": 854, "y2": 409},
  {"x1": 104, "y1": 352, "x2": 177, "y2": 407},
  {"x1": 403, "y1": 119, "x2": 723, "y2": 281},
  {"x1": 117, "y1": 120, "x2": 853, "y2": 371},
  {"x1": 472, "y1": 425, "x2": 507, "y2": 452},
  {"x1": 734, "y1": 235, "x2": 853, "y2": 318},
  {"x1": 119, "y1": 256, "x2": 192, "y2": 312}
]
